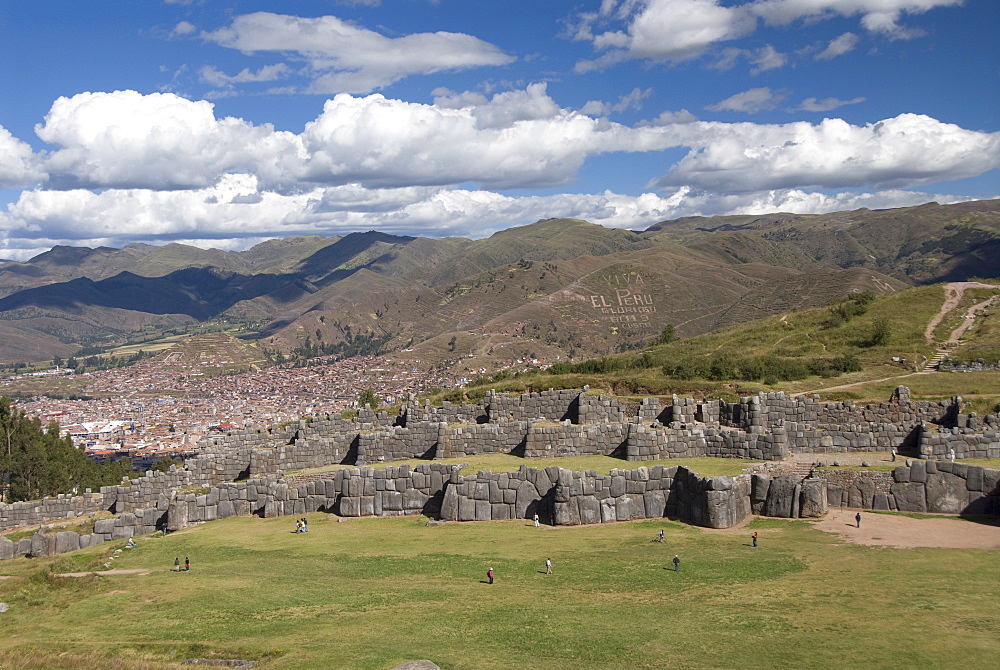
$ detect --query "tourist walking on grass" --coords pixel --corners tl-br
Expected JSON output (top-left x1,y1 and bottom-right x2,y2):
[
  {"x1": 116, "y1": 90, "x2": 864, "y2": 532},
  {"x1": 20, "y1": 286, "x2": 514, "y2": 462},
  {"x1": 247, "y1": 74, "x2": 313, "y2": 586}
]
[
  {"x1": 185, "y1": 557, "x2": 190, "y2": 572},
  {"x1": 487, "y1": 568, "x2": 494, "y2": 584},
  {"x1": 545, "y1": 558, "x2": 552, "y2": 574},
  {"x1": 533, "y1": 513, "x2": 540, "y2": 527},
  {"x1": 658, "y1": 529, "x2": 664, "y2": 543},
  {"x1": 855, "y1": 512, "x2": 862, "y2": 528},
  {"x1": 752, "y1": 532, "x2": 758, "y2": 548},
  {"x1": 673, "y1": 555, "x2": 680, "y2": 572},
  {"x1": 174, "y1": 557, "x2": 179, "y2": 571}
]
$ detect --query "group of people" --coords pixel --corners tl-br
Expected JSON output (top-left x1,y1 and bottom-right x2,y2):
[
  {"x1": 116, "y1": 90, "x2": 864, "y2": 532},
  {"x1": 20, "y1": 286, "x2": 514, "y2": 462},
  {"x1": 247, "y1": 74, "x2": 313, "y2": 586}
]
[
  {"x1": 295, "y1": 518, "x2": 309, "y2": 533},
  {"x1": 485, "y1": 557, "x2": 553, "y2": 584},
  {"x1": 173, "y1": 557, "x2": 190, "y2": 572}
]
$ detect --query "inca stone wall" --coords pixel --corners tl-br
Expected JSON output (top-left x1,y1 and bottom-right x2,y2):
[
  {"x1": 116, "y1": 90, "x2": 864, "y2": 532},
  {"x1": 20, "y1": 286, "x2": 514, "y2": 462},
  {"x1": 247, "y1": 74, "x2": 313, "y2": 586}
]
[
  {"x1": 749, "y1": 473, "x2": 829, "y2": 519},
  {"x1": 626, "y1": 424, "x2": 788, "y2": 461},
  {"x1": 439, "y1": 464, "x2": 754, "y2": 529},
  {"x1": 523, "y1": 422, "x2": 628, "y2": 458},
  {"x1": 918, "y1": 419, "x2": 1000, "y2": 460},
  {"x1": 825, "y1": 461, "x2": 1000, "y2": 515},
  {"x1": 3, "y1": 386, "x2": 999, "y2": 558},
  {"x1": 783, "y1": 423, "x2": 917, "y2": 453},
  {"x1": 439, "y1": 421, "x2": 528, "y2": 459}
]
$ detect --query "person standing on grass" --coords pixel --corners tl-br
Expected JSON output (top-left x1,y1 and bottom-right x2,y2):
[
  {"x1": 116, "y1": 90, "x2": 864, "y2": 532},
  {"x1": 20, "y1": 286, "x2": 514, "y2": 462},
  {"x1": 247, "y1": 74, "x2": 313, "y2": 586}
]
[
  {"x1": 533, "y1": 513, "x2": 540, "y2": 527},
  {"x1": 545, "y1": 558, "x2": 552, "y2": 574},
  {"x1": 673, "y1": 555, "x2": 680, "y2": 572},
  {"x1": 487, "y1": 568, "x2": 494, "y2": 584},
  {"x1": 891, "y1": 448, "x2": 896, "y2": 462},
  {"x1": 752, "y1": 532, "x2": 758, "y2": 548},
  {"x1": 658, "y1": 529, "x2": 664, "y2": 543},
  {"x1": 174, "y1": 557, "x2": 179, "y2": 571},
  {"x1": 855, "y1": 512, "x2": 861, "y2": 528},
  {"x1": 185, "y1": 557, "x2": 190, "y2": 571}
]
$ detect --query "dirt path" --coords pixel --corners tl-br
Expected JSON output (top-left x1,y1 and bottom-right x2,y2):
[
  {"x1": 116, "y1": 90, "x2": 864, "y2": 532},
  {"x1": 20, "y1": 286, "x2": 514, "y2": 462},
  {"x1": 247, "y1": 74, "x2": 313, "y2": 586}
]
[
  {"x1": 807, "y1": 508, "x2": 1000, "y2": 549},
  {"x1": 54, "y1": 568, "x2": 151, "y2": 577},
  {"x1": 704, "y1": 509, "x2": 1000, "y2": 549},
  {"x1": 795, "y1": 281, "x2": 999, "y2": 397},
  {"x1": 923, "y1": 281, "x2": 997, "y2": 344}
]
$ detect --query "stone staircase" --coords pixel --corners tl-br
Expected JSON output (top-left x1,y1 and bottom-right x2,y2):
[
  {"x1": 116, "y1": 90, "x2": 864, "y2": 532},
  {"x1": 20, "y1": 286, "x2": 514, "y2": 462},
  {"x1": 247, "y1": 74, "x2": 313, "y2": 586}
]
[{"x1": 925, "y1": 344, "x2": 954, "y2": 370}]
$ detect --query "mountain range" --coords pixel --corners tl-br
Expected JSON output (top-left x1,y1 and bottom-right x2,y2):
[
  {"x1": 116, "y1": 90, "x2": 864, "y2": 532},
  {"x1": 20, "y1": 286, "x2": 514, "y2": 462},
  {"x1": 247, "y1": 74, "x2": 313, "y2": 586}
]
[{"x1": 0, "y1": 199, "x2": 997, "y2": 364}]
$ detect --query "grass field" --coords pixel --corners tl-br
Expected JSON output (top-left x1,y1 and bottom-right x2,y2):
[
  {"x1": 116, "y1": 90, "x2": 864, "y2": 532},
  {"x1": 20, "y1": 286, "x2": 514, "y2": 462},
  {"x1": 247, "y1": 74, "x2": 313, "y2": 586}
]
[
  {"x1": 0, "y1": 511, "x2": 997, "y2": 670},
  {"x1": 291, "y1": 455, "x2": 765, "y2": 479}
]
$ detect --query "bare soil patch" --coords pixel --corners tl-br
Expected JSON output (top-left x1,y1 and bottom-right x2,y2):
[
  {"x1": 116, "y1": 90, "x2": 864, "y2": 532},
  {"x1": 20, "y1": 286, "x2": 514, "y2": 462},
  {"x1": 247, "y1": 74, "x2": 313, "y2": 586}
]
[{"x1": 808, "y1": 508, "x2": 1000, "y2": 549}]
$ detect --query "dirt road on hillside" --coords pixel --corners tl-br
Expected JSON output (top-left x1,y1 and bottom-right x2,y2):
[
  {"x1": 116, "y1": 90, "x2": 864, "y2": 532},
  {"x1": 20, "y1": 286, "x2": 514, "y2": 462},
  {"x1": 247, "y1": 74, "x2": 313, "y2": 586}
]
[{"x1": 796, "y1": 281, "x2": 1000, "y2": 397}]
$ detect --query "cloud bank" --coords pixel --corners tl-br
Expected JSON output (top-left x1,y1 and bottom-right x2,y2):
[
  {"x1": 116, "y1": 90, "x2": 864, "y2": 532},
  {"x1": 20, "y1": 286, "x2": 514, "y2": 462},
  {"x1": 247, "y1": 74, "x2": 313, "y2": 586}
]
[
  {"x1": 572, "y1": 0, "x2": 965, "y2": 71},
  {"x1": 0, "y1": 84, "x2": 995, "y2": 261}
]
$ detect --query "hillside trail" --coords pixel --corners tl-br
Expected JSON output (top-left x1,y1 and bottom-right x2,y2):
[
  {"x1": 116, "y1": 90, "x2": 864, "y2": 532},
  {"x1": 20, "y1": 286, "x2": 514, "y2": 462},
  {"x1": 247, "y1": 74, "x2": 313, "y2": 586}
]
[{"x1": 794, "y1": 282, "x2": 1000, "y2": 397}]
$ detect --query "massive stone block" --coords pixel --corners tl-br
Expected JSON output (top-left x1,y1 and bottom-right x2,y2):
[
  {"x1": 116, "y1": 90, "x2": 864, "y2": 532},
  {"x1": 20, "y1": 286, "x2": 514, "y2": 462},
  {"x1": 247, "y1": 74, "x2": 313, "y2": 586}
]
[
  {"x1": 643, "y1": 490, "x2": 666, "y2": 518},
  {"x1": 847, "y1": 478, "x2": 875, "y2": 509},
  {"x1": 474, "y1": 500, "x2": 492, "y2": 521},
  {"x1": 0, "y1": 536, "x2": 14, "y2": 560},
  {"x1": 925, "y1": 473, "x2": 968, "y2": 514},
  {"x1": 514, "y1": 480, "x2": 540, "y2": 519},
  {"x1": 555, "y1": 500, "x2": 580, "y2": 526},
  {"x1": 30, "y1": 531, "x2": 55, "y2": 557},
  {"x1": 55, "y1": 531, "x2": 81, "y2": 554},
  {"x1": 965, "y1": 466, "x2": 983, "y2": 492},
  {"x1": 890, "y1": 482, "x2": 927, "y2": 512},
  {"x1": 750, "y1": 474, "x2": 770, "y2": 514},
  {"x1": 763, "y1": 475, "x2": 799, "y2": 518},
  {"x1": 577, "y1": 496, "x2": 601, "y2": 525},
  {"x1": 440, "y1": 486, "x2": 459, "y2": 521},
  {"x1": 798, "y1": 479, "x2": 828, "y2": 518},
  {"x1": 458, "y1": 495, "x2": 476, "y2": 522}
]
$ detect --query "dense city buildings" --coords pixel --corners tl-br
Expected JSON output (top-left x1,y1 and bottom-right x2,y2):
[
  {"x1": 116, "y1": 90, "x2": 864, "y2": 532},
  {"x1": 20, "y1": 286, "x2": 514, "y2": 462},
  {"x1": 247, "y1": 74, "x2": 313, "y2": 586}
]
[{"x1": 0, "y1": 352, "x2": 472, "y2": 469}]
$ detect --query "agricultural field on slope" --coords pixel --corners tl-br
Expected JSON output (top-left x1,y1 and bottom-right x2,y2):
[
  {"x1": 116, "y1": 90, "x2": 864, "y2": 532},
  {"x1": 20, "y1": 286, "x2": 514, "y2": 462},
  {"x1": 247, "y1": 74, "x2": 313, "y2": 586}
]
[{"x1": 0, "y1": 514, "x2": 997, "y2": 669}]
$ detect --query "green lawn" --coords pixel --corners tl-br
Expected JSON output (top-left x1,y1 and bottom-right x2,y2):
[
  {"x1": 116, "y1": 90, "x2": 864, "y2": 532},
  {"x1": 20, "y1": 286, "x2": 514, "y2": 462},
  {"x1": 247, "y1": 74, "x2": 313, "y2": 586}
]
[
  {"x1": 0, "y1": 511, "x2": 997, "y2": 669},
  {"x1": 292, "y1": 454, "x2": 765, "y2": 478}
]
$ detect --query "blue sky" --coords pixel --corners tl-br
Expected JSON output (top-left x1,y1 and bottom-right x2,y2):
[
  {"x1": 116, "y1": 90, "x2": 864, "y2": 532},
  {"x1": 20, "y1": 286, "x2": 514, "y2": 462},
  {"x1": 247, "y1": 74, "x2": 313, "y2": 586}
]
[{"x1": 0, "y1": 0, "x2": 997, "y2": 260}]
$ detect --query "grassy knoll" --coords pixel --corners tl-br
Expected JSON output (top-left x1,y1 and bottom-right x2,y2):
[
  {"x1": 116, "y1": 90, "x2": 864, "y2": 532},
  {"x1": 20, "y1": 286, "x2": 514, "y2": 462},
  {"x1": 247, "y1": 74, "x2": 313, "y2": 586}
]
[
  {"x1": 0, "y1": 513, "x2": 997, "y2": 669},
  {"x1": 291, "y1": 454, "x2": 764, "y2": 479}
]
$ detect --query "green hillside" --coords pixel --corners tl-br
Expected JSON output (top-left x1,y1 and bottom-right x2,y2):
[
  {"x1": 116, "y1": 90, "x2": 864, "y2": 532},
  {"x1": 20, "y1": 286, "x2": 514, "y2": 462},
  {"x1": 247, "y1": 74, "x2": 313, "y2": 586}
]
[{"x1": 441, "y1": 281, "x2": 1000, "y2": 412}]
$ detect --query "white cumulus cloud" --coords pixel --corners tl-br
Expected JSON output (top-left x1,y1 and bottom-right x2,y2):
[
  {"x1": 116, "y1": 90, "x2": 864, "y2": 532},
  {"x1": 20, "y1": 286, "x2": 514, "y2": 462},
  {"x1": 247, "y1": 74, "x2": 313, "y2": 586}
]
[
  {"x1": 0, "y1": 126, "x2": 46, "y2": 188},
  {"x1": 202, "y1": 12, "x2": 514, "y2": 94},
  {"x1": 572, "y1": 0, "x2": 964, "y2": 70},
  {"x1": 296, "y1": 85, "x2": 676, "y2": 189},
  {"x1": 34, "y1": 90, "x2": 305, "y2": 190},
  {"x1": 654, "y1": 113, "x2": 1000, "y2": 192}
]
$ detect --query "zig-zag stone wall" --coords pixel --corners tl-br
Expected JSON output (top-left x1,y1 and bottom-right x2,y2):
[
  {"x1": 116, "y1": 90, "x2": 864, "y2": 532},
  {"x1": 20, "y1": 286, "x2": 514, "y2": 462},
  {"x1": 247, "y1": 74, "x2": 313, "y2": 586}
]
[{"x1": 3, "y1": 386, "x2": 999, "y2": 560}]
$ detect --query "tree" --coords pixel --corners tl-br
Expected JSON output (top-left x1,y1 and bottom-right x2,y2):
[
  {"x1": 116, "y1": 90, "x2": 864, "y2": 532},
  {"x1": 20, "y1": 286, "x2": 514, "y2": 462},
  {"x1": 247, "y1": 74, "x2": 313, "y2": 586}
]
[
  {"x1": 358, "y1": 388, "x2": 380, "y2": 411},
  {"x1": 150, "y1": 456, "x2": 184, "y2": 473},
  {"x1": 0, "y1": 396, "x2": 133, "y2": 503},
  {"x1": 657, "y1": 324, "x2": 678, "y2": 345},
  {"x1": 867, "y1": 316, "x2": 892, "y2": 347}
]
